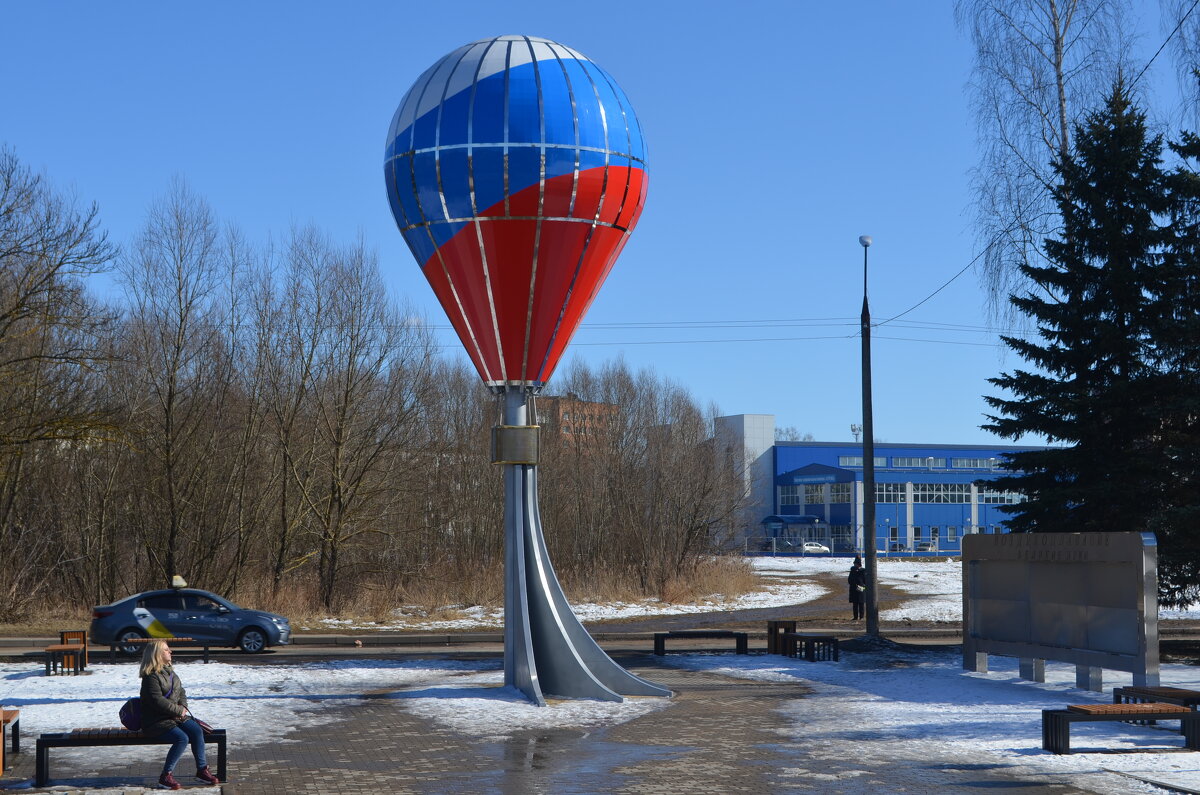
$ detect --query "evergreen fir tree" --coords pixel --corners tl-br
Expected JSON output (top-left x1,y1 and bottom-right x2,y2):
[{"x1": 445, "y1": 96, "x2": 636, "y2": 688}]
[
  {"x1": 1147, "y1": 129, "x2": 1200, "y2": 606},
  {"x1": 983, "y1": 82, "x2": 1171, "y2": 535}
]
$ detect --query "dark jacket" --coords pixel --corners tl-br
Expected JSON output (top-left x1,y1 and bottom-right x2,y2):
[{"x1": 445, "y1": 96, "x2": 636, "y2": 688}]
[
  {"x1": 139, "y1": 666, "x2": 188, "y2": 737},
  {"x1": 848, "y1": 566, "x2": 867, "y2": 604}
]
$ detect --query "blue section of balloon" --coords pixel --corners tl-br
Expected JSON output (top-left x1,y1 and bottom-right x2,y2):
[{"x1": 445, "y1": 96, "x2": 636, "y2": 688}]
[{"x1": 384, "y1": 37, "x2": 647, "y2": 269}]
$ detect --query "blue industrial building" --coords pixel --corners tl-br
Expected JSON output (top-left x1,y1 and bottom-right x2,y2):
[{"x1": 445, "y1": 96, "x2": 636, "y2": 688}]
[{"x1": 714, "y1": 416, "x2": 1042, "y2": 556}]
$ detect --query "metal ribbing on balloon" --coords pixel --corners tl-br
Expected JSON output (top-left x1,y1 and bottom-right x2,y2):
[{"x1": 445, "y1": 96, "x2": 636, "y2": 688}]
[
  {"x1": 385, "y1": 36, "x2": 667, "y2": 706},
  {"x1": 384, "y1": 34, "x2": 647, "y2": 388}
]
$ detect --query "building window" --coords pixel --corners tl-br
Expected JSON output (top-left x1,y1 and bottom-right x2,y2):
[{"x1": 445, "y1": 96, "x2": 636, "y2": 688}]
[
  {"x1": 912, "y1": 526, "x2": 922, "y2": 540},
  {"x1": 838, "y1": 456, "x2": 887, "y2": 467},
  {"x1": 978, "y1": 488, "x2": 1025, "y2": 504},
  {"x1": 804, "y1": 484, "x2": 825, "y2": 504},
  {"x1": 875, "y1": 483, "x2": 906, "y2": 503},
  {"x1": 911, "y1": 483, "x2": 971, "y2": 503},
  {"x1": 931, "y1": 526, "x2": 940, "y2": 541},
  {"x1": 894, "y1": 457, "x2": 946, "y2": 468},
  {"x1": 780, "y1": 485, "x2": 801, "y2": 506},
  {"x1": 947, "y1": 526, "x2": 958, "y2": 542},
  {"x1": 952, "y1": 457, "x2": 998, "y2": 469},
  {"x1": 830, "y1": 483, "x2": 851, "y2": 503}
]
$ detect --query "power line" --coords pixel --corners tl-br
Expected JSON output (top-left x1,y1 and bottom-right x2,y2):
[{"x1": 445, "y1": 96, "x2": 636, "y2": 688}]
[
  {"x1": 424, "y1": 317, "x2": 1031, "y2": 335},
  {"x1": 876, "y1": 247, "x2": 988, "y2": 327}
]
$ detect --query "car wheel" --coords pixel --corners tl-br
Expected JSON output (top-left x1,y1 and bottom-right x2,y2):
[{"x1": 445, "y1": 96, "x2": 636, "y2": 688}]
[
  {"x1": 117, "y1": 628, "x2": 146, "y2": 655},
  {"x1": 238, "y1": 627, "x2": 267, "y2": 653}
]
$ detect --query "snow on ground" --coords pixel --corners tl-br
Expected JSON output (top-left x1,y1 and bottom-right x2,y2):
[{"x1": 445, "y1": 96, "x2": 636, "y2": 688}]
[
  {"x1": 663, "y1": 649, "x2": 1200, "y2": 795},
  {"x1": 5, "y1": 558, "x2": 1200, "y2": 791},
  {"x1": 310, "y1": 556, "x2": 1196, "y2": 632},
  {"x1": 7, "y1": 645, "x2": 1200, "y2": 792},
  {"x1": 0, "y1": 658, "x2": 664, "y2": 788},
  {"x1": 750, "y1": 555, "x2": 1200, "y2": 622},
  {"x1": 312, "y1": 580, "x2": 828, "y2": 631},
  {"x1": 0, "y1": 658, "x2": 662, "y2": 750}
]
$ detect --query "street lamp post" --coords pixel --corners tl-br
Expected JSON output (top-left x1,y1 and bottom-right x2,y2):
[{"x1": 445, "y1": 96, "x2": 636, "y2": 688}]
[{"x1": 859, "y1": 235, "x2": 879, "y2": 638}]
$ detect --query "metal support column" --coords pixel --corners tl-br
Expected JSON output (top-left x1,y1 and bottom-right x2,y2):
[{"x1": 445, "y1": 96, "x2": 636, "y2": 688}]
[{"x1": 500, "y1": 387, "x2": 671, "y2": 705}]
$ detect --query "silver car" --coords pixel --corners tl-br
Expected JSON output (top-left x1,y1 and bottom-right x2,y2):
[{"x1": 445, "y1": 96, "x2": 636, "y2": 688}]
[{"x1": 90, "y1": 588, "x2": 290, "y2": 653}]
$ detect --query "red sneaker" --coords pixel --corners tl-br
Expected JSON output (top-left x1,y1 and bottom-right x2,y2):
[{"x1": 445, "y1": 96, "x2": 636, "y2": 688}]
[
  {"x1": 196, "y1": 765, "x2": 220, "y2": 784},
  {"x1": 158, "y1": 771, "x2": 182, "y2": 790}
]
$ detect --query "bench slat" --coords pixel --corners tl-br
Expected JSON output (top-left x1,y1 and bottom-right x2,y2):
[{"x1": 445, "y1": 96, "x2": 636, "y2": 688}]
[{"x1": 1069, "y1": 702, "x2": 1190, "y2": 715}]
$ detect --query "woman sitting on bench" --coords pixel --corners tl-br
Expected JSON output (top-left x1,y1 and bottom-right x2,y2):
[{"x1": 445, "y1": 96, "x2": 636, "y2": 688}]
[{"x1": 139, "y1": 640, "x2": 219, "y2": 789}]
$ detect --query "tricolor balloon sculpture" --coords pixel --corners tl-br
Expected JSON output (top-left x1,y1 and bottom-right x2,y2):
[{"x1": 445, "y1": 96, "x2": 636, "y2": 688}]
[{"x1": 385, "y1": 35, "x2": 670, "y2": 705}]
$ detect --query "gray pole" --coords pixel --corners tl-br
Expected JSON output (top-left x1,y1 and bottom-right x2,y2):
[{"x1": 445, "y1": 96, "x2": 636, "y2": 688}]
[{"x1": 859, "y1": 235, "x2": 879, "y2": 638}]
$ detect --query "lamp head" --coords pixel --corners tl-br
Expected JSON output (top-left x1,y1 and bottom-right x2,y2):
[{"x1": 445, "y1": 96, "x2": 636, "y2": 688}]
[{"x1": 859, "y1": 235, "x2": 872, "y2": 248}]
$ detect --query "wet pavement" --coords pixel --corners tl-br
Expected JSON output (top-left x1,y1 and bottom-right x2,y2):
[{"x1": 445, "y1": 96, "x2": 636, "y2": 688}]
[{"x1": 2, "y1": 651, "x2": 1131, "y2": 794}]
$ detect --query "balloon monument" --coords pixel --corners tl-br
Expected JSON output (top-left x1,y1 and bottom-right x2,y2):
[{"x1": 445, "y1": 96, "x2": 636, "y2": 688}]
[{"x1": 384, "y1": 35, "x2": 670, "y2": 705}]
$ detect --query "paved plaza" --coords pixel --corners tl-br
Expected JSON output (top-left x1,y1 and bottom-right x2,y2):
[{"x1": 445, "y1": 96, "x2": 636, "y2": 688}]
[{"x1": 3, "y1": 649, "x2": 1123, "y2": 795}]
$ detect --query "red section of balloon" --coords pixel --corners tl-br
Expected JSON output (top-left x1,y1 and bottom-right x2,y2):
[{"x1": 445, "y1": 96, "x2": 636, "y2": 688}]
[{"x1": 421, "y1": 166, "x2": 646, "y2": 385}]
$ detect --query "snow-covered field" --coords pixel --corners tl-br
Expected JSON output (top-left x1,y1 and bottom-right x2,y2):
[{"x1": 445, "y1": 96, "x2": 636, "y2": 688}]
[
  {"x1": 313, "y1": 556, "x2": 1200, "y2": 630},
  {"x1": 314, "y1": 579, "x2": 827, "y2": 632},
  {"x1": 666, "y1": 647, "x2": 1200, "y2": 794},
  {"x1": 7, "y1": 643, "x2": 1200, "y2": 792},
  {"x1": 5, "y1": 557, "x2": 1200, "y2": 792}
]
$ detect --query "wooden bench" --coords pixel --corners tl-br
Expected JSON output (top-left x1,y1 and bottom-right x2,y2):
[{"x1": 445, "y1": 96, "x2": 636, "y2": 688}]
[
  {"x1": 107, "y1": 637, "x2": 213, "y2": 663},
  {"x1": 1113, "y1": 686, "x2": 1200, "y2": 730},
  {"x1": 59, "y1": 630, "x2": 88, "y2": 670},
  {"x1": 1042, "y1": 702, "x2": 1200, "y2": 754},
  {"x1": 1, "y1": 709, "x2": 19, "y2": 773},
  {"x1": 1114, "y1": 686, "x2": 1200, "y2": 708},
  {"x1": 653, "y1": 630, "x2": 748, "y2": 656},
  {"x1": 36, "y1": 727, "x2": 227, "y2": 787},
  {"x1": 781, "y1": 632, "x2": 839, "y2": 662},
  {"x1": 766, "y1": 621, "x2": 797, "y2": 655},
  {"x1": 43, "y1": 644, "x2": 86, "y2": 676}
]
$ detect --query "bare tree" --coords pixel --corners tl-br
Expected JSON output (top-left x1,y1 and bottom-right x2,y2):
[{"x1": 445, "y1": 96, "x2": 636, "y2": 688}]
[
  {"x1": 775, "y1": 426, "x2": 815, "y2": 442},
  {"x1": 0, "y1": 147, "x2": 115, "y2": 618},
  {"x1": 1163, "y1": 0, "x2": 1200, "y2": 125},
  {"x1": 118, "y1": 179, "x2": 230, "y2": 583},
  {"x1": 543, "y1": 360, "x2": 746, "y2": 598},
  {"x1": 956, "y1": 0, "x2": 1131, "y2": 318},
  {"x1": 259, "y1": 228, "x2": 435, "y2": 609}
]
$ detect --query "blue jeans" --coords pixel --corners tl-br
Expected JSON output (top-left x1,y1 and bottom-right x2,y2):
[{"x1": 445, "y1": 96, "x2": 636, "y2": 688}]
[{"x1": 161, "y1": 718, "x2": 207, "y2": 774}]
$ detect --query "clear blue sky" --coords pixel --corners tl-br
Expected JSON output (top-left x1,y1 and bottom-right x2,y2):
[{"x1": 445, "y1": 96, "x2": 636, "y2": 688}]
[{"x1": 2, "y1": 2, "x2": 1184, "y2": 445}]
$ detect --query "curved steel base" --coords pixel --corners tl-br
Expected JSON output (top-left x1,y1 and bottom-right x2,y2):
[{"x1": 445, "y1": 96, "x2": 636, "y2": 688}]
[{"x1": 502, "y1": 390, "x2": 671, "y2": 705}]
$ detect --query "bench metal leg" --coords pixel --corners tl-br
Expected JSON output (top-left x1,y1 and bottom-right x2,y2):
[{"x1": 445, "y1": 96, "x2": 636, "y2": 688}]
[
  {"x1": 653, "y1": 635, "x2": 665, "y2": 656},
  {"x1": 35, "y1": 739, "x2": 48, "y2": 787},
  {"x1": 212, "y1": 733, "x2": 227, "y2": 782},
  {"x1": 736, "y1": 635, "x2": 747, "y2": 655},
  {"x1": 11, "y1": 718, "x2": 17, "y2": 754},
  {"x1": 1042, "y1": 711, "x2": 1070, "y2": 754},
  {"x1": 1185, "y1": 717, "x2": 1200, "y2": 750}
]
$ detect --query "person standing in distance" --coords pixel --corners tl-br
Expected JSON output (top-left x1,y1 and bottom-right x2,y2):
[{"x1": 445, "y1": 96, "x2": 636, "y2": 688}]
[
  {"x1": 848, "y1": 556, "x2": 867, "y2": 621},
  {"x1": 139, "y1": 639, "x2": 219, "y2": 790}
]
